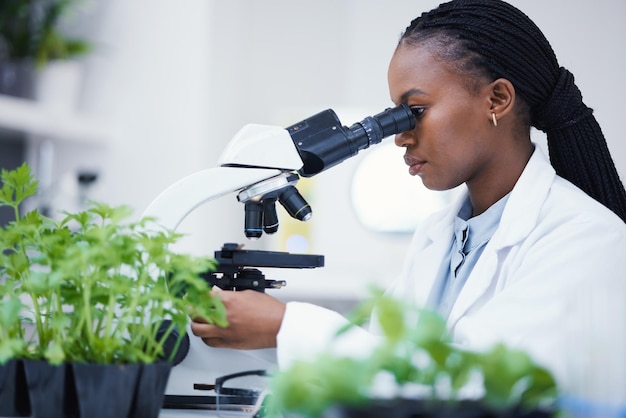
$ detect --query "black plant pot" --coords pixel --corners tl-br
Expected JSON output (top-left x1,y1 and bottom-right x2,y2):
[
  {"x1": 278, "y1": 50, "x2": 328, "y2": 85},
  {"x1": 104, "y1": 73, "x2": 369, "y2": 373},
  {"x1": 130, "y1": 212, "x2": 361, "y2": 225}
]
[
  {"x1": 128, "y1": 362, "x2": 172, "y2": 418},
  {"x1": 23, "y1": 360, "x2": 74, "y2": 418},
  {"x1": 322, "y1": 399, "x2": 556, "y2": 418},
  {"x1": 0, "y1": 359, "x2": 30, "y2": 417},
  {"x1": 72, "y1": 363, "x2": 141, "y2": 418}
]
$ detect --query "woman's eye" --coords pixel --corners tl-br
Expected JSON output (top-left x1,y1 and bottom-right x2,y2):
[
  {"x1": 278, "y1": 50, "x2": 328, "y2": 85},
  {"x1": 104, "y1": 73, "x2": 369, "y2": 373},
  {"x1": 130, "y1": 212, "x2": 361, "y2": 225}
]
[{"x1": 410, "y1": 106, "x2": 425, "y2": 119}]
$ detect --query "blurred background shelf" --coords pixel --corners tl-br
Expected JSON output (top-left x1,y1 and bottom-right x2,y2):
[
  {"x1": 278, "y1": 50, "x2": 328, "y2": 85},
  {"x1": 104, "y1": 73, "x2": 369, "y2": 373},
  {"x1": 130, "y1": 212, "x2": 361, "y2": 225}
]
[{"x1": 0, "y1": 93, "x2": 110, "y2": 144}]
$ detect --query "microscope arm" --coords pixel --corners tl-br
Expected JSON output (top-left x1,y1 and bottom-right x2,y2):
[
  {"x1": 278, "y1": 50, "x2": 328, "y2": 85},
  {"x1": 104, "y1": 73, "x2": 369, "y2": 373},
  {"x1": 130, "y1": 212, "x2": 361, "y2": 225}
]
[
  {"x1": 141, "y1": 124, "x2": 303, "y2": 231},
  {"x1": 141, "y1": 166, "x2": 285, "y2": 232}
]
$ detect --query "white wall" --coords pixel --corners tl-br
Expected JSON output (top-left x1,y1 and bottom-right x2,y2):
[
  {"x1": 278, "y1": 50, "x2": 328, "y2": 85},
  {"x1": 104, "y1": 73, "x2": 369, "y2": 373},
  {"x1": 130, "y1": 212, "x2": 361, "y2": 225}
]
[
  {"x1": 48, "y1": 0, "x2": 216, "y2": 253},
  {"x1": 44, "y1": 0, "x2": 626, "y2": 303}
]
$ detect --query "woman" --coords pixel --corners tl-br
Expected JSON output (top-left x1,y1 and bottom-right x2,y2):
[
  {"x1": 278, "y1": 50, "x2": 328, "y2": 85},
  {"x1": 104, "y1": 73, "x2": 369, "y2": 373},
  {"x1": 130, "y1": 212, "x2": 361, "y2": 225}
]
[{"x1": 191, "y1": 0, "x2": 626, "y2": 405}]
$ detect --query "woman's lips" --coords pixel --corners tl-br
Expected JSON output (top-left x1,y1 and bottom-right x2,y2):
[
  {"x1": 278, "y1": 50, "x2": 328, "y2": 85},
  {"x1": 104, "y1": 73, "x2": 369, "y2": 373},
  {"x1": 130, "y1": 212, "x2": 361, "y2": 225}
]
[{"x1": 404, "y1": 154, "x2": 426, "y2": 176}]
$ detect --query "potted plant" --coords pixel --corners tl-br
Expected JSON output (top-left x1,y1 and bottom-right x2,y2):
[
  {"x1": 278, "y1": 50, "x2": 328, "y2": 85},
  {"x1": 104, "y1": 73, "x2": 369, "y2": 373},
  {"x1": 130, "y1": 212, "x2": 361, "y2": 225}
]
[
  {"x1": 0, "y1": 163, "x2": 227, "y2": 418},
  {"x1": 0, "y1": 0, "x2": 91, "y2": 98},
  {"x1": 265, "y1": 288, "x2": 559, "y2": 418}
]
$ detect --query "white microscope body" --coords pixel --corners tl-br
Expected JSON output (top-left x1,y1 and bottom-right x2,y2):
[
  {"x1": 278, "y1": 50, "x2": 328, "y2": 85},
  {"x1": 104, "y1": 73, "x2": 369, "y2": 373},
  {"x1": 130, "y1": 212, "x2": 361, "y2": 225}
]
[{"x1": 141, "y1": 105, "x2": 415, "y2": 401}]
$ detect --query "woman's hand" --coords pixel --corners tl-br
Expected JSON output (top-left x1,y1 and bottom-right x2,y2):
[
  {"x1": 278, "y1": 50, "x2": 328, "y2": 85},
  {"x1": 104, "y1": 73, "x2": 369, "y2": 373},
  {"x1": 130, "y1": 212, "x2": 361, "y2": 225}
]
[{"x1": 190, "y1": 287, "x2": 286, "y2": 350}]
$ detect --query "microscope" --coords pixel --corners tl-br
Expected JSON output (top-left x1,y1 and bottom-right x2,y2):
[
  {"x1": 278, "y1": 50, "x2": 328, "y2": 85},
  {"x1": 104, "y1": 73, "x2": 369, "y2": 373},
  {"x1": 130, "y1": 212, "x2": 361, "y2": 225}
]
[{"x1": 141, "y1": 104, "x2": 415, "y2": 407}]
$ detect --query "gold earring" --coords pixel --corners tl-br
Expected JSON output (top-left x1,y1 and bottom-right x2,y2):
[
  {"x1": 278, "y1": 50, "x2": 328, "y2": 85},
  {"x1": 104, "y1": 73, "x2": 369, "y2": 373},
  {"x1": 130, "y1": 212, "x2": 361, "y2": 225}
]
[{"x1": 491, "y1": 112, "x2": 498, "y2": 127}]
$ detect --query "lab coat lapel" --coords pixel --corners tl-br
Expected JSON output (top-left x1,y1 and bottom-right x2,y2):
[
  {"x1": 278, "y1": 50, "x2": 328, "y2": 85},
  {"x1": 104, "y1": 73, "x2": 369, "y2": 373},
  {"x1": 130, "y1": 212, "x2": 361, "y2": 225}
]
[
  {"x1": 446, "y1": 147, "x2": 555, "y2": 326},
  {"x1": 411, "y1": 194, "x2": 464, "y2": 307},
  {"x1": 446, "y1": 244, "x2": 499, "y2": 326}
]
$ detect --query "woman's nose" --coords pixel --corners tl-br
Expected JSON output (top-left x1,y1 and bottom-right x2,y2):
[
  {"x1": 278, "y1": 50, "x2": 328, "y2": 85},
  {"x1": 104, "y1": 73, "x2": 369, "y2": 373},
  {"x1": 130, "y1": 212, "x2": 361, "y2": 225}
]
[{"x1": 394, "y1": 131, "x2": 413, "y2": 148}]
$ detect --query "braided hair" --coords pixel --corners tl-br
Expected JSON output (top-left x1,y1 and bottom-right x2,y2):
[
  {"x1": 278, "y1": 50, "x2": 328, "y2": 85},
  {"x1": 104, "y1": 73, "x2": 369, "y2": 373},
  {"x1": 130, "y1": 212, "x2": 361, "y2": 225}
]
[{"x1": 400, "y1": 0, "x2": 626, "y2": 222}]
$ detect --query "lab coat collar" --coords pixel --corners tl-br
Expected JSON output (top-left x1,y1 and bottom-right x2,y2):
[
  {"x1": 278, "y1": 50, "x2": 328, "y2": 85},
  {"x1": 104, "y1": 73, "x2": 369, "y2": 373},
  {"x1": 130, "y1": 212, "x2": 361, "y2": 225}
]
[
  {"x1": 425, "y1": 145, "x2": 554, "y2": 248},
  {"x1": 491, "y1": 146, "x2": 555, "y2": 249},
  {"x1": 446, "y1": 146, "x2": 555, "y2": 324}
]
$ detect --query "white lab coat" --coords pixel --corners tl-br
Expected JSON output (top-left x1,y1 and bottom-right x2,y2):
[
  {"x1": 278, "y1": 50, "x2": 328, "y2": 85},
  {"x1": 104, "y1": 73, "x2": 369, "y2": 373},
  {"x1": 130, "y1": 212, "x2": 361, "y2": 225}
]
[{"x1": 276, "y1": 147, "x2": 626, "y2": 406}]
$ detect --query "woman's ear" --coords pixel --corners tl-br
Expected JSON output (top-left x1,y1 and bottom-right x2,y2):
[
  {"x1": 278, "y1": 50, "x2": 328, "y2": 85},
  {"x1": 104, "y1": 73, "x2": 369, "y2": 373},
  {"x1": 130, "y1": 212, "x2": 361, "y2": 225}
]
[{"x1": 487, "y1": 78, "x2": 515, "y2": 124}]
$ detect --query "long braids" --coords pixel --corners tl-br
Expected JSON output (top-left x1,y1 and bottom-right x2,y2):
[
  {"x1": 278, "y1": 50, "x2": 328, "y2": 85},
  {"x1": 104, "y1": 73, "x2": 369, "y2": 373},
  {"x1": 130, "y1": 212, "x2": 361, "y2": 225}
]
[{"x1": 401, "y1": 0, "x2": 626, "y2": 222}]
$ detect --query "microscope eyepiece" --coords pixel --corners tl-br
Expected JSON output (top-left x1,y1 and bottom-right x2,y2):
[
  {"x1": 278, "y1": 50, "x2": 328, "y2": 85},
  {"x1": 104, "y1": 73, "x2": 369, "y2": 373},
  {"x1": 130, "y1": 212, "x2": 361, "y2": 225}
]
[
  {"x1": 287, "y1": 104, "x2": 415, "y2": 177},
  {"x1": 351, "y1": 104, "x2": 416, "y2": 147}
]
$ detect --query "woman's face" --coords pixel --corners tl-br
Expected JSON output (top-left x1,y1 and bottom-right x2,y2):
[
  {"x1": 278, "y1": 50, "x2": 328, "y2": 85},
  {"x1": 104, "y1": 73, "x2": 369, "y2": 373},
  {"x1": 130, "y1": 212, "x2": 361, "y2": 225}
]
[{"x1": 388, "y1": 44, "x2": 498, "y2": 191}]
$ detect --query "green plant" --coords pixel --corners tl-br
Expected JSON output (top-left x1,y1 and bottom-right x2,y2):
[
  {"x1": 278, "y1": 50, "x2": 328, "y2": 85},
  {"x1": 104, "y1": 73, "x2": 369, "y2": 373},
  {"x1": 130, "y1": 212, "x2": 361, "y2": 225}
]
[
  {"x1": 267, "y1": 288, "x2": 558, "y2": 417},
  {"x1": 0, "y1": 291, "x2": 27, "y2": 365},
  {"x1": 0, "y1": 0, "x2": 91, "y2": 67},
  {"x1": 0, "y1": 163, "x2": 227, "y2": 365}
]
